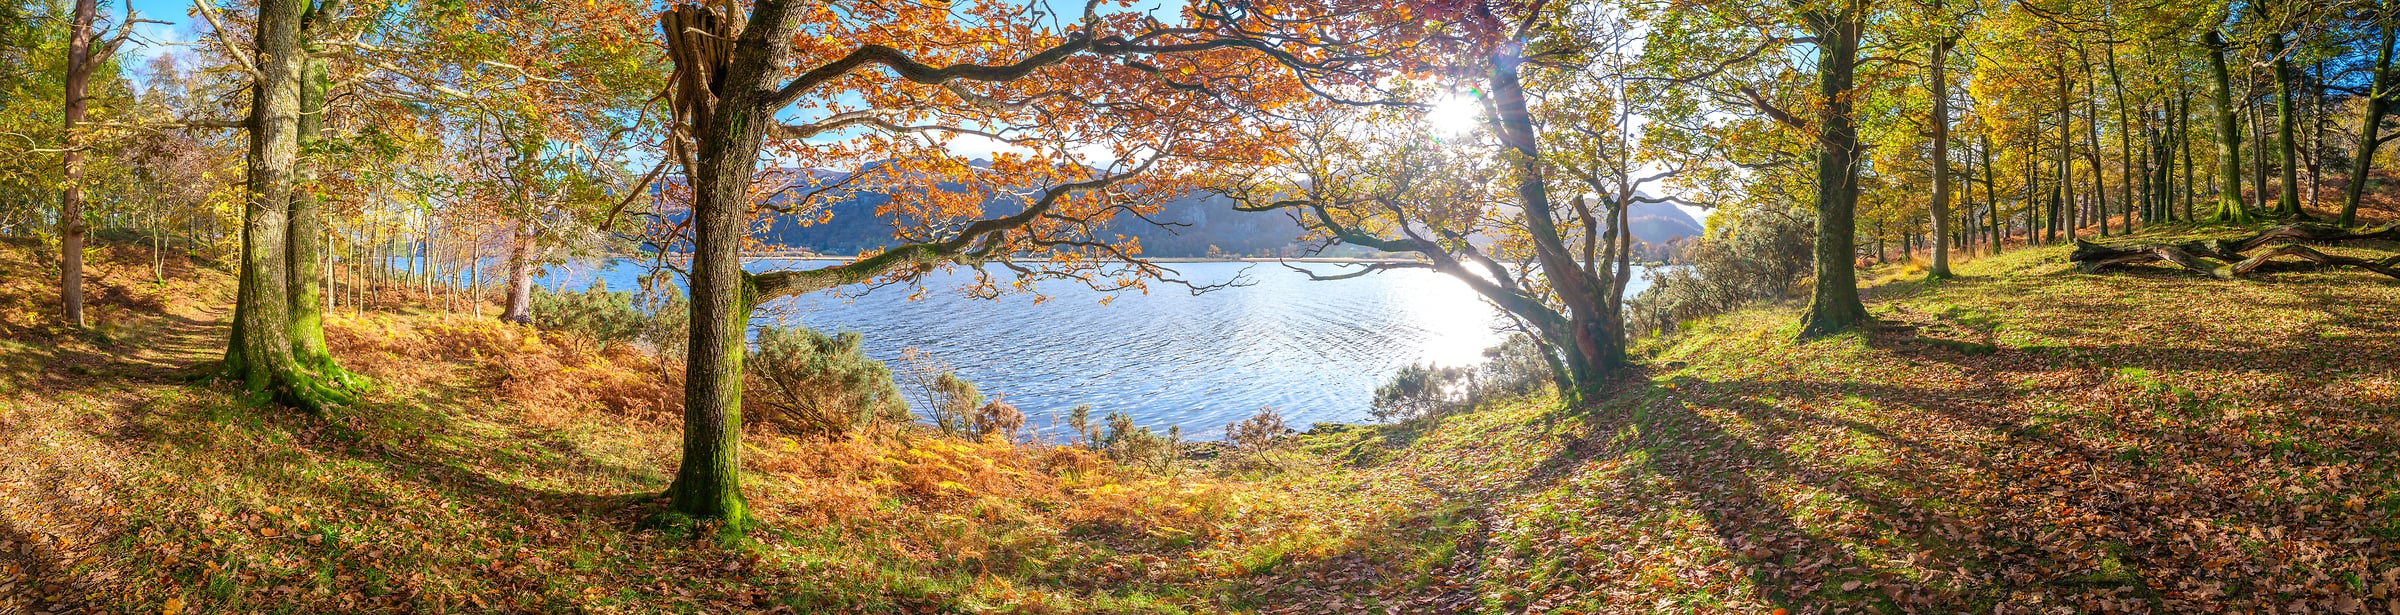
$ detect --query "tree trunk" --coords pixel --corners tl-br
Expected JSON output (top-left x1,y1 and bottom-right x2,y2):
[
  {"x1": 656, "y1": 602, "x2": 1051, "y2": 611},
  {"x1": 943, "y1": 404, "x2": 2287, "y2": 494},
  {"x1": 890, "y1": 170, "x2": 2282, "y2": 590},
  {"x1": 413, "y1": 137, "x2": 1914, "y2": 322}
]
[
  {"x1": 1490, "y1": 43, "x2": 1624, "y2": 394},
  {"x1": 225, "y1": 0, "x2": 345, "y2": 411},
  {"x1": 2347, "y1": 17, "x2": 2394, "y2": 226},
  {"x1": 2105, "y1": 43, "x2": 2135, "y2": 230},
  {"x1": 1799, "y1": 11, "x2": 1870, "y2": 338},
  {"x1": 1982, "y1": 131, "x2": 2000, "y2": 254},
  {"x1": 2180, "y1": 90, "x2": 2196, "y2": 221},
  {"x1": 59, "y1": 0, "x2": 96, "y2": 328},
  {"x1": 2269, "y1": 29, "x2": 2305, "y2": 217},
  {"x1": 1928, "y1": 30, "x2": 1954, "y2": 278},
  {"x1": 2056, "y1": 63, "x2": 2074, "y2": 242},
  {"x1": 499, "y1": 219, "x2": 538, "y2": 323},
  {"x1": 2251, "y1": 82, "x2": 2273, "y2": 218},
  {"x1": 2083, "y1": 46, "x2": 2110, "y2": 237},
  {"x1": 288, "y1": 55, "x2": 337, "y2": 371},
  {"x1": 2205, "y1": 30, "x2": 2255, "y2": 223},
  {"x1": 657, "y1": 0, "x2": 813, "y2": 529}
]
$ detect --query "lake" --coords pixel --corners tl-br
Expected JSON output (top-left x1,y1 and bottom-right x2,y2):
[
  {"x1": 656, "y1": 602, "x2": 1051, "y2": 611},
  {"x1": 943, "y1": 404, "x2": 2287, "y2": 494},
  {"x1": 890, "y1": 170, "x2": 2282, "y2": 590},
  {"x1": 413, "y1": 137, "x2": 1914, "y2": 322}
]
[{"x1": 514, "y1": 259, "x2": 1652, "y2": 439}]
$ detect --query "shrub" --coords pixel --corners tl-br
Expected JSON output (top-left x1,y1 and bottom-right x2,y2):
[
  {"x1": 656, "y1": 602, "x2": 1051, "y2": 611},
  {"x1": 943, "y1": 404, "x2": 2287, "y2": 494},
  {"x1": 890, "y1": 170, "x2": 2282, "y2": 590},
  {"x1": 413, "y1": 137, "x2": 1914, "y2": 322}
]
[
  {"x1": 745, "y1": 324, "x2": 910, "y2": 439},
  {"x1": 896, "y1": 348, "x2": 988, "y2": 437},
  {"x1": 1475, "y1": 334, "x2": 1555, "y2": 399},
  {"x1": 971, "y1": 395, "x2": 1026, "y2": 444},
  {"x1": 1225, "y1": 405, "x2": 1290, "y2": 454},
  {"x1": 1069, "y1": 407, "x2": 1182, "y2": 472},
  {"x1": 529, "y1": 281, "x2": 647, "y2": 350},
  {"x1": 1627, "y1": 203, "x2": 1815, "y2": 336},
  {"x1": 1371, "y1": 362, "x2": 1473, "y2": 423}
]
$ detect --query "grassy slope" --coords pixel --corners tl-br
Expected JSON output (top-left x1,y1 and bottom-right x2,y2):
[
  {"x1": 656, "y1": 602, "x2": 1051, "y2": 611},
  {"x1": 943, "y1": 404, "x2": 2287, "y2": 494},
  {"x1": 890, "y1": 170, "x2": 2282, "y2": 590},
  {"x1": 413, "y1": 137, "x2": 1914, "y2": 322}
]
[
  {"x1": 4, "y1": 222, "x2": 2398, "y2": 614},
  {"x1": 0, "y1": 241, "x2": 1439, "y2": 614},
  {"x1": 1282, "y1": 223, "x2": 2400, "y2": 613}
]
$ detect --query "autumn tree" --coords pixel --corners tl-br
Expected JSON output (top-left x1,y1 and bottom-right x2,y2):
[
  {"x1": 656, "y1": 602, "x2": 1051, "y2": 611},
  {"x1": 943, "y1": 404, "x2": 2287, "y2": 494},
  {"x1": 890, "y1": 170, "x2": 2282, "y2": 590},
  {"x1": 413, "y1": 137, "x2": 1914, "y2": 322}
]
[{"x1": 645, "y1": 0, "x2": 1293, "y2": 527}]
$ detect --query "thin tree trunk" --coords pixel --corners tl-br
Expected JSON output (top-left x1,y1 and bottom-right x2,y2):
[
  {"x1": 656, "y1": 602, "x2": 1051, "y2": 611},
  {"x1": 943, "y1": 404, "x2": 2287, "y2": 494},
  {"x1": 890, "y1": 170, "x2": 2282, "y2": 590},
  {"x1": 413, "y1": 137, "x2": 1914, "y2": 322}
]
[
  {"x1": 1982, "y1": 131, "x2": 2001, "y2": 254},
  {"x1": 2083, "y1": 45, "x2": 2111, "y2": 237},
  {"x1": 1928, "y1": 28, "x2": 1954, "y2": 278},
  {"x1": 2056, "y1": 63, "x2": 2074, "y2": 242},
  {"x1": 2106, "y1": 43, "x2": 2135, "y2": 230},
  {"x1": 59, "y1": 0, "x2": 97, "y2": 328}
]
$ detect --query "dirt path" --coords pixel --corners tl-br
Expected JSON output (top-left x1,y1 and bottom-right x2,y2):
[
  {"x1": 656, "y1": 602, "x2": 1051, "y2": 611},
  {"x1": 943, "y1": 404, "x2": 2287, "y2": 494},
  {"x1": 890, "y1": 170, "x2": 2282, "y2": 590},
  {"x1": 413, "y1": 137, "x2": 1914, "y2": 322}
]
[{"x1": 0, "y1": 303, "x2": 226, "y2": 614}]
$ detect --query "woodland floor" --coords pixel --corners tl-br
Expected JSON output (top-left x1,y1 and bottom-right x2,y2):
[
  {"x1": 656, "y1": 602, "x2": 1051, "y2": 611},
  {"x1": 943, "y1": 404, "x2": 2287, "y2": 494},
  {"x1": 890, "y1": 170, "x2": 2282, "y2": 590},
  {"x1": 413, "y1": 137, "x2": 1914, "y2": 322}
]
[{"x1": 4, "y1": 210, "x2": 2400, "y2": 614}]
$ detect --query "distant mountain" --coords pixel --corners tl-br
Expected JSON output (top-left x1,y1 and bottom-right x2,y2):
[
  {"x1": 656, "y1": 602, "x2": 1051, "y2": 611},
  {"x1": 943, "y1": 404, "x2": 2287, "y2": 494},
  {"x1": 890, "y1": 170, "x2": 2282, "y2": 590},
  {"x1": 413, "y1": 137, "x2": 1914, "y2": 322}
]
[
  {"x1": 658, "y1": 172, "x2": 1704, "y2": 260},
  {"x1": 657, "y1": 169, "x2": 1311, "y2": 258},
  {"x1": 1626, "y1": 199, "x2": 1703, "y2": 247}
]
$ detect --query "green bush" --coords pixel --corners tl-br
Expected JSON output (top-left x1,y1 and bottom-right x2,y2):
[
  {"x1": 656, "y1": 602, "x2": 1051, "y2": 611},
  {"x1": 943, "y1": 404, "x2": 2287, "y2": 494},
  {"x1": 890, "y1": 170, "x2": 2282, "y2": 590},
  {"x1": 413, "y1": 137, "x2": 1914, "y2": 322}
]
[
  {"x1": 1476, "y1": 334, "x2": 1554, "y2": 398},
  {"x1": 744, "y1": 325, "x2": 909, "y2": 438},
  {"x1": 1627, "y1": 203, "x2": 1815, "y2": 336},
  {"x1": 529, "y1": 281, "x2": 647, "y2": 349},
  {"x1": 1068, "y1": 405, "x2": 1182, "y2": 472},
  {"x1": 1371, "y1": 363, "x2": 1473, "y2": 423}
]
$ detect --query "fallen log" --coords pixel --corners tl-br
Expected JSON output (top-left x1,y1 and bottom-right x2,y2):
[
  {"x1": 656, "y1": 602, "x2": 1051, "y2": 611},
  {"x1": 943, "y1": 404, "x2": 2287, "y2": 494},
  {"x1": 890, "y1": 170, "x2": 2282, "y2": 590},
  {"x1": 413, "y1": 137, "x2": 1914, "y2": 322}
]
[
  {"x1": 2070, "y1": 241, "x2": 2233, "y2": 279},
  {"x1": 2070, "y1": 223, "x2": 2400, "y2": 281},
  {"x1": 2226, "y1": 222, "x2": 2400, "y2": 253},
  {"x1": 2228, "y1": 245, "x2": 2400, "y2": 280}
]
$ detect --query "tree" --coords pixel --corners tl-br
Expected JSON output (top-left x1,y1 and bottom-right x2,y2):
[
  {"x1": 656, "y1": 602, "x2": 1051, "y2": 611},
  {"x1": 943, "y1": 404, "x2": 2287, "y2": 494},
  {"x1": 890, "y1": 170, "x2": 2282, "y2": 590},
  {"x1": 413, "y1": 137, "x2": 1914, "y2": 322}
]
[
  {"x1": 223, "y1": 0, "x2": 354, "y2": 409},
  {"x1": 1925, "y1": 0, "x2": 1959, "y2": 279},
  {"x1": 645, "y1": 0, "x2": 1284, "y2": 527},
  {"x1": 1797, "y1": 7, "x2": 1874, "y2": 337},
  {"x1": 2205, "y1": 27, "x2": 2258, "y2": 223},
  {"x1": 57, "y1": 0, "x2": 146, "y2": 328},
  {"x1": 2345, "y1": 4, "x2": 2395, "y2": 226}
]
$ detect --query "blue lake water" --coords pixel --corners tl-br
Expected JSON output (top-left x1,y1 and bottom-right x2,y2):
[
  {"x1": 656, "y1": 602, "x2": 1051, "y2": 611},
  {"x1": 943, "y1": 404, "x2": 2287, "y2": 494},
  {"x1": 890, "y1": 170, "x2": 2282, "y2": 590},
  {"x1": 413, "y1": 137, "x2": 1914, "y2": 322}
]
[{"x1": 484, "y1": 258, "x2": 1650, "y2": 439}]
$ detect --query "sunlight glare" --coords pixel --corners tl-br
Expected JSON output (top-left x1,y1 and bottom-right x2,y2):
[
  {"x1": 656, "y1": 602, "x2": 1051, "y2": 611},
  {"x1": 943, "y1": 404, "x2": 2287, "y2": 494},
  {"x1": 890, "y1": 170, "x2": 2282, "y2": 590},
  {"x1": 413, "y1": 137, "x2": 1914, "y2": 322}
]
[{"x1": 1423, "y1": 93, "x2": 1480, "y2": 137}]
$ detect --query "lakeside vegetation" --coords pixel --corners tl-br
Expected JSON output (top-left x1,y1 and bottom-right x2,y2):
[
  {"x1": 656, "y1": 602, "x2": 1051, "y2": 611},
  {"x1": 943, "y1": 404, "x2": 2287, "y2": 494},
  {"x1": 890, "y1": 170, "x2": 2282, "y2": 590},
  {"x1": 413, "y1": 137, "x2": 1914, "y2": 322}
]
[
  {"x1": 10, "y1": 0, "x2": 2400, "y2": 609},
  {"x1": 6, "y1": 218, "x2": 2396, "y2": 612}
]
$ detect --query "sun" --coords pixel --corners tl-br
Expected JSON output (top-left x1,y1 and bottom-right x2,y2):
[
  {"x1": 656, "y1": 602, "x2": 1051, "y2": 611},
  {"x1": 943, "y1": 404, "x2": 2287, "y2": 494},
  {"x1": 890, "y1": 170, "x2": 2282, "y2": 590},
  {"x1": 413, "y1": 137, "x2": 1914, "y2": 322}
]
[{"x1": 1423, "y1": 93, "x2": 1481, "y2": 137}]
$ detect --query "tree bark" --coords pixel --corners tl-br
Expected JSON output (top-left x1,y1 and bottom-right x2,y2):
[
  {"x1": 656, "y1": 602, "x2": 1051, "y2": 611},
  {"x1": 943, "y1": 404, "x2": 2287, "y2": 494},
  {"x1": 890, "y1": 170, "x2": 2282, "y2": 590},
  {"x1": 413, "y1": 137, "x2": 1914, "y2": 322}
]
[
  {"x1": 2056, "y1": 63, "x2": 2074, "y2": 242},
  {"x1": 1982, "y1": 131, "x2": 2000, "y2": 254},
  {"x1": 2104, "y1": 43, "x2": 2136, "y2": 230},
  {"x1": 1799, "y1": 11, "x2": 1870, "y2": 338},
  {"x1": 2083, "y1": 45, "x2": 2110, "y2": 237},
  {"x1": 657, "y1": 0, "x2": 811, "y2": 529},
  {"x1": 2347, "y1": 15, "x2": 2394, "y2": 226},
  {"x1": 499, "y1": 218, "x2": 538, "y2": 323},
  {"x1": 225, "y1": 0, "x2": 345, "y2": 410},
  {"x1": 1928, "y1": 29, "x2": 1954, "y2": 278},
  {"x1": 2205, "y1": 30, "x2": 2255, "y2": 223},
  {"x1": 1489, "y1": 44, "x2": 1624, "y2": 394},
  {"x1": 59, "y1": 0, "x2": 97, "y2": 329},
  {"x1": 288, "y1": 55, "x2": 336, "y2": 371},
  {"x1": 2268, "y1": 28, "x2": 2305, "y2": 217}
]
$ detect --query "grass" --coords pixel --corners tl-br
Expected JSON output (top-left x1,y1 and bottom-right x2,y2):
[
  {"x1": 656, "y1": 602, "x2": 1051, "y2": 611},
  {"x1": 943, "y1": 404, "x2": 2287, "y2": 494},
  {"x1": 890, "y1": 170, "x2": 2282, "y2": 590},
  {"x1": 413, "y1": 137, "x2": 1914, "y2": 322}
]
[{"x1": 5, "y1": 221, "x2": 2399, "y2": 613}]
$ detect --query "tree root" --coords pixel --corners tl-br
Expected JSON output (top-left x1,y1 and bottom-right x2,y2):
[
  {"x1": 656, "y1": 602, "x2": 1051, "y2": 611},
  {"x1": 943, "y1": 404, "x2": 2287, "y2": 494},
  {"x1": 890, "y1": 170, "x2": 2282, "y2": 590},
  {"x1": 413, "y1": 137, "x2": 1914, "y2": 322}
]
[{"x1": 2070, "y1": 223, "x2": 2400, "y2": 281}]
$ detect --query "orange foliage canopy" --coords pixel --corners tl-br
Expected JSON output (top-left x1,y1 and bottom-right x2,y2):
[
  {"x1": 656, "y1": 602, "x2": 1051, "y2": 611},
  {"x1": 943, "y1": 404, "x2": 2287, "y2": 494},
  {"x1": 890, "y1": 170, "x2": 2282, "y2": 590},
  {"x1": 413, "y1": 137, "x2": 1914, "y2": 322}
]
[{"x1": 651, "y1": 0, "x2": 1534, "y2": 302}]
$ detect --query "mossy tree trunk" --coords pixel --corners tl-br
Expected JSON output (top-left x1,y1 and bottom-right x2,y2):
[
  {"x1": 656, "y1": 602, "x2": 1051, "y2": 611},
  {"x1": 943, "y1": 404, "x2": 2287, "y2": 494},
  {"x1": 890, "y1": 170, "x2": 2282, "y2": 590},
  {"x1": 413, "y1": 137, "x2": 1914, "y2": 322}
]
[
  {"x1": 2269, "y1": 28, "x2": 2304, "y2": 218},
  {"x1": 2205, "y1": 30, "x2": 2256, "y2": 223},
  {"x1": 226, "y1": 0, "x2": 348, "y2": 411},
  {"x1": 288, "y1": 51, "x2": 340, "y2": 374},
  {"x1": 1798, "y1": 10, "x2": 1870, "y2": 338},
  {"x1": 655, "y1": 0, "x2": 808, "y2": 530},
  {"x1": 2347, "y1": 14, "x2": 2395, "y2": 226}
]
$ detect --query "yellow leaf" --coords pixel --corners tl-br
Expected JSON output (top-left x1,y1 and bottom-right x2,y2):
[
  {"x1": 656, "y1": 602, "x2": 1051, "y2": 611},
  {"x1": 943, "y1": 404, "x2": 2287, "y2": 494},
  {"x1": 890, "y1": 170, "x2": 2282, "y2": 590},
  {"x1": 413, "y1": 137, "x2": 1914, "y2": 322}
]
[{"x1": 162, "y1": 598, "x2": 184, "y2": 615}]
